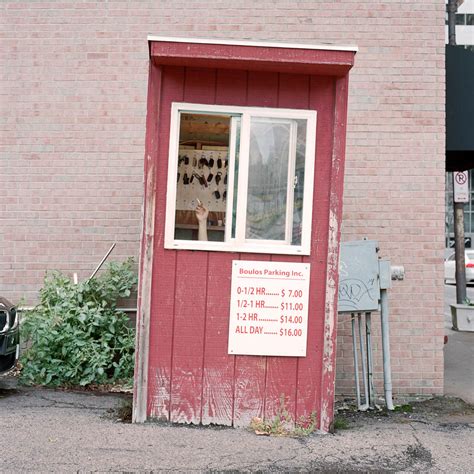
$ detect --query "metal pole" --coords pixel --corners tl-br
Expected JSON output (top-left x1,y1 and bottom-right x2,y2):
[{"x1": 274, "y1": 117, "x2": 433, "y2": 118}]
[
  {"x1": 380, "y1": 288, "x2": 394, "y2": 410},
  {"x1": 351, "y1": 314, "x2": 361, "y2": 409},
  {"x1": 454, "y1": 198, "x2": 467, "y2": 304},
  {"x1": 447, "y1": 0, "x2": 457, "y2": 46},
  {"x1": 88, "y1": 243, "x2": 117, "y2": 281},
  {"x1": 358, "y1": 313, "x2": 369, "y2": 410},
  {"x1": 365, "y1": 312, "x2": 375, "y2": 408}
]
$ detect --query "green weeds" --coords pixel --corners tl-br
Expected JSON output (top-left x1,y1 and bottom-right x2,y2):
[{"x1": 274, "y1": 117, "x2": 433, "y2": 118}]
[
  {"x1": 249, "y1": 395, "x2": 317, "y2": 437},
  {"x1": 393, "y1": 403, "x2": 414, "y2": 413},
  {"x1": 333, "y1": 416, "x2": 350, "y2": 430}
]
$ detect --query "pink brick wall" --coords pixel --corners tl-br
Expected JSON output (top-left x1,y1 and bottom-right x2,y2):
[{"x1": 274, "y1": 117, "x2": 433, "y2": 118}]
[{"x1": 1, "y1": 1, "x2": 445, "y2": 397}]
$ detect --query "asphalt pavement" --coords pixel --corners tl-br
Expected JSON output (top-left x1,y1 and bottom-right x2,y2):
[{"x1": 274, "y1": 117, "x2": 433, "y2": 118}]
[
  {"x1": 0, "y1": 285, "x2": 471, "y2": 472},
  {"x1": 444, "y1": 284, "x2": 474, "y2": 404},
  {"x1": 0, "y1": 379, "x2": 473, "y2": 472}
]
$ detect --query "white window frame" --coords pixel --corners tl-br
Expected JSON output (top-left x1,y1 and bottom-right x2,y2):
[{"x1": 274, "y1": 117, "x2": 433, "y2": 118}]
[{"x1": 164, "y1": 102, "x2": 317, "y2": 255}]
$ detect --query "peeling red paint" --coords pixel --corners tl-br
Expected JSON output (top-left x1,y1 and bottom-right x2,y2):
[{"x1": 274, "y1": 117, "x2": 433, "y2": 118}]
[{"x1": 134, "y1": 39, "x2": 354, "y2": 432}]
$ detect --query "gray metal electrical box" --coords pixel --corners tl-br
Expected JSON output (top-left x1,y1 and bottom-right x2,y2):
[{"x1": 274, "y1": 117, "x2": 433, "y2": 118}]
[{"x1": 338, "y1": 240, "x2": 380, "y2": 313}]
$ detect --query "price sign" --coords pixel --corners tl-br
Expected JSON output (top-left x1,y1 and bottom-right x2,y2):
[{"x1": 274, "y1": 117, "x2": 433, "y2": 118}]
[{"x1": 228, "y1": 260, "x2": 310, "y2": 357}]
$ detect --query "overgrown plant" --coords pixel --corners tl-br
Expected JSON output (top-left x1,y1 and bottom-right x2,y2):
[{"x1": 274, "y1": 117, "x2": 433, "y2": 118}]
[{"x1": 20, "y1": 258, "x2": 137, "y2": 388}]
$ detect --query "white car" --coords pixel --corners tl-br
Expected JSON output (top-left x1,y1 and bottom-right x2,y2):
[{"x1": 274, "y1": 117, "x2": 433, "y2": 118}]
[{"x1": 444, "y1": 251, "x2": 474, "y2": 283}]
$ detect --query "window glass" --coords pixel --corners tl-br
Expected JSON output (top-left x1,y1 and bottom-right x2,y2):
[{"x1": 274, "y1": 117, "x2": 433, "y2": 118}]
[
  {"x1": 465, "y1": 211, "x2": 471, "y2": 233},
  {"x1": 293, "y1": 119, "x2": 307, "y2": 246},
  {"x1": 470, "y1": 211, "x2": 474, "y2": 233},
  {"x1": 231, "y1": 117, "x2": 241, "y2": 239},
  {"x1": 165, "y1": 103, "x2": 317, "y2": 255},
  {"x1": 456, "y1": 13, "x2": 465, "y2": 25},
  {"x1": 246, "y1": 118, "x2": 292, "y2": 242},
  {"x1": 174, "y1": 113, "x2": 231, "y2": 242}
]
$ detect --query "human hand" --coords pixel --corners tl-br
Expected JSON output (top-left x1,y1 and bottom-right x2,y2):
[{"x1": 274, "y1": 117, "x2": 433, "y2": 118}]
[{"x1": 195, "y1": 203, "x2": 209, "y2": 223}]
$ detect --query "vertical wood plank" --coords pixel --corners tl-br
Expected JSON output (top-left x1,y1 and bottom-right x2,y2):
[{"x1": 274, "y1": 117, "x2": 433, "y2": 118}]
[
  {"x1": 215, "y1": 69, "x2": 248, "y2": 107},
  {"x1": 201, "y1": 69, "x2": 248, "y2": 425},
  {"x1": 146, "y1": 66, "x2": 185, "y2": 420},
  {"x1": 133, "y1": 62, "x2": 161, "y2": 423},
  {"x1": 232, "y1": 71, "x2": 279, "y2": 428},
  {"x1": 296, "y1": 75, "x2": 336, "y2": 429},
  {"x1": 247, "y1": 70, "x2": 279, "y2": 107},
  {"x1": 263, "y1": 73, "x2": 310, "y2": 425},
  {"x1": 279, "y1": 73, "x2": 310, "y2": 110},
  {"x1": 170, "y1": 250, "x2": 208, "y2": 423},
  {"x1": 319, "y1": 74, "x2": 350, "y2": 432},
  {"x1": 201, "y1": 255, "x2": 235, "y2": 425},
  {"x1": 170, "y1": 67, "x2": 216, "y2": 424}
]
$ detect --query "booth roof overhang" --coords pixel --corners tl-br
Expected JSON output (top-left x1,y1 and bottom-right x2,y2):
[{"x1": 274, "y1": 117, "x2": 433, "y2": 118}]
[{"x1": 148, "y1": 36, "x2": 357, "y2": 76}]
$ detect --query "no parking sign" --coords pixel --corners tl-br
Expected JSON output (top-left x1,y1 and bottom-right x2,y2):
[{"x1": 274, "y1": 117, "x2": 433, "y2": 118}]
[{"x1": 454, "y1": 171, "x2": 469, "y2": 203}]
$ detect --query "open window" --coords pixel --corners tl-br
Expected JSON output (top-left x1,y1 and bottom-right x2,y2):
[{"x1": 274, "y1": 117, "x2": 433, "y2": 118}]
[{"x1": 165, "y1": 103, "x2": 317, "y2": 255}]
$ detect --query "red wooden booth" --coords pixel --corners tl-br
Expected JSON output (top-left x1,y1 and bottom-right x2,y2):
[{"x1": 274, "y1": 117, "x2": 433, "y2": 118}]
[{"x1": 133, "y1": 36, "x2": 356, "y2": 432}]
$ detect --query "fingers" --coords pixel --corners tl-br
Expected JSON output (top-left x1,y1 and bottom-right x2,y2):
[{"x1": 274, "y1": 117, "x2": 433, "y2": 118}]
[{"x1": 195, "y1": 204, "x2": 209, "y2": 222}]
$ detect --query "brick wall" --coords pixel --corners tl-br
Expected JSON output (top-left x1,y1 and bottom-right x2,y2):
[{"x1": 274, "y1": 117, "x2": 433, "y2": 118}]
[{"x1": 1, "y1": 1, "x2": 445, "y2": 397}]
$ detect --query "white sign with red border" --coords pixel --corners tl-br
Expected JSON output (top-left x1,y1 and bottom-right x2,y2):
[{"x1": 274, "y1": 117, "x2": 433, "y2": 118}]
[
  {"x1": 454, "y1": 171, "x2": 469, "y2": 203},
  {"x1": 228, "y1": 260, "x2": 310, "y2": 357}
]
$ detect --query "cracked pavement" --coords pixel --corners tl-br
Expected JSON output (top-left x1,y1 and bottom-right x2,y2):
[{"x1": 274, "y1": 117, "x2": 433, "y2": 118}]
[{"x1": 1, "y1": 377, "x2": 473, "y2": 472}]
